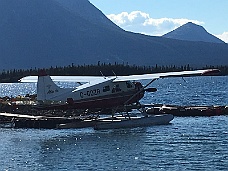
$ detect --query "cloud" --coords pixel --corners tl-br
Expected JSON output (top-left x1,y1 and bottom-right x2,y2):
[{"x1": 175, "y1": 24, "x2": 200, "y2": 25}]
[
  {"x1": 107, "y1": 11, "x2": 204, "y2": 36},
  {"x1": 215, "y1": 32, "x2": 228, "y2": 43}
]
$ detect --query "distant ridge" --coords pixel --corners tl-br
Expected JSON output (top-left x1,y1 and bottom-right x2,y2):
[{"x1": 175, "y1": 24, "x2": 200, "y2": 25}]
[{"x1": 162, "y1": 22, "x2": 225, "y2": 44}]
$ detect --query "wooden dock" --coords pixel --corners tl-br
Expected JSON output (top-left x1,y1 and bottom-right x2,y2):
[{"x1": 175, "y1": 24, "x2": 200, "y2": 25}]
[{"x1": 0, "y1": 112, "x2": 93, "y2": 129}]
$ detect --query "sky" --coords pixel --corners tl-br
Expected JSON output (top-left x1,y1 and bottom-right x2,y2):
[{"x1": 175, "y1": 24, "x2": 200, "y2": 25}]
[{"x1": 89, "y1": 0, "x2": 228, "y2": 43}]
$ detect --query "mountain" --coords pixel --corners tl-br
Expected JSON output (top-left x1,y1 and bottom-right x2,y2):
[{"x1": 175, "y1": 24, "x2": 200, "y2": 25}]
[
  {"x1": 162, "y1": 22, "x2": 224, "y2": 44},
  {"x1": 54, "y1": 0, "x2": 121, "y2": 31},
  {"x1": 0, "y1": 0, "x2": 228, "y2": 70}
]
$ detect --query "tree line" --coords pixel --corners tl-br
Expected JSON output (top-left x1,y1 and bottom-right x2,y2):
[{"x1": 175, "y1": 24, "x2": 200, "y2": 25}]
[{"x1": 0, "y1": 63, "x2": 227, "y2": 83}]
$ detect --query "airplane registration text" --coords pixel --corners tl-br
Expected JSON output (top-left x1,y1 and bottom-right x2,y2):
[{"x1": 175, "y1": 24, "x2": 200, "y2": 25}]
[{"x1": 80, "y1": 89, "x2": 100, "y2": 98}]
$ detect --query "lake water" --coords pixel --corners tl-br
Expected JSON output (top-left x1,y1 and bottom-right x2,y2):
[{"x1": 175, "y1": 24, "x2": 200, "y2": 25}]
[{"x1": 0, "y1": 76, "x2": 227, "y2": 171}]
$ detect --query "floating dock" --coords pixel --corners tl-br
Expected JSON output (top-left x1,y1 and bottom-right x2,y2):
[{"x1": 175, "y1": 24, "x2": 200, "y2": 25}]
[{"x1": 0, "y1": 101, "x2": 227, "y2": 129}]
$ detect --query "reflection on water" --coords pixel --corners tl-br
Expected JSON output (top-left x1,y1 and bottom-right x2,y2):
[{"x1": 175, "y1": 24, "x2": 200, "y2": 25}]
[{"x1": 37, "y1": 128, "x2": 149, "y2": 170}]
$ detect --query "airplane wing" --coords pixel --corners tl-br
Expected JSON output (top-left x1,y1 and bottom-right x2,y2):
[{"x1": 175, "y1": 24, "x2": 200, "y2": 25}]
[
  {"x1": 113, "y1": 69, "x2": 220, "y2": 82},
  {"x1": 19, "y1": 76, "x2": 104, "y2": 83},
  {"x1": 19, "y1": 69, "x2": 219, "y2": 83}
]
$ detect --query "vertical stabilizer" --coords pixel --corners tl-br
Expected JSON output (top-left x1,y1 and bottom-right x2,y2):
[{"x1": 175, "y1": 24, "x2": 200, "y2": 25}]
[{"x1": 37, "y1": 73, "x2": 73, "y2": 102}]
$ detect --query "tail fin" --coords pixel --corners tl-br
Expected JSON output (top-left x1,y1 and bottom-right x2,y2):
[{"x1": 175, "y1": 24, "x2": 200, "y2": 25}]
[{"x1": 37, "y1": 73, "x2": 72, "y2": 102}]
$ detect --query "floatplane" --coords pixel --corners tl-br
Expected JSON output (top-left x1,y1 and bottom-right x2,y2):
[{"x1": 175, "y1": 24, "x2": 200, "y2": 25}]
[{"x1": 19, "y1": 69, "x2": 219, "y2": 129}]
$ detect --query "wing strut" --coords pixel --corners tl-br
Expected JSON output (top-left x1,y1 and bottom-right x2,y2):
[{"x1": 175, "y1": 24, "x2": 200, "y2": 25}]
[{"x1": 124, "y1": 78, "x2": 158, "y2": 105}]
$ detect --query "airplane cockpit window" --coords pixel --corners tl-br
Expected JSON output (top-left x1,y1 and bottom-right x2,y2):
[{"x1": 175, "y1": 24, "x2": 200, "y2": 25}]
[
  {"x1": 103, "y1": 85, "x2": 110, "y2": 92},
  {"x1": 126, "y1": 81, "x2": 133, "y2": 88}
]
